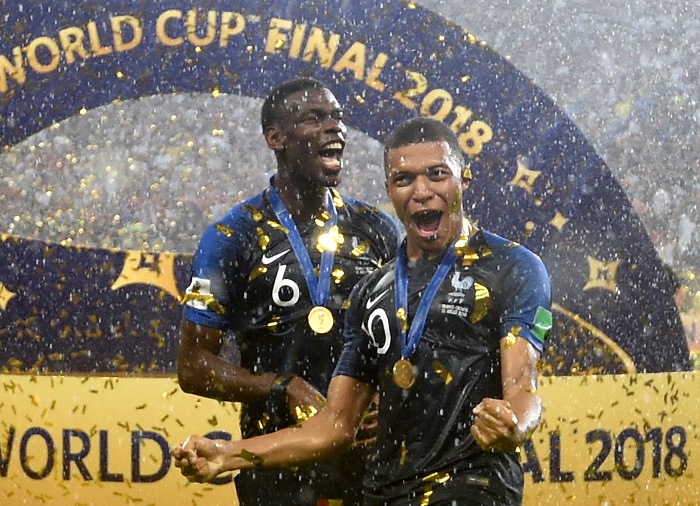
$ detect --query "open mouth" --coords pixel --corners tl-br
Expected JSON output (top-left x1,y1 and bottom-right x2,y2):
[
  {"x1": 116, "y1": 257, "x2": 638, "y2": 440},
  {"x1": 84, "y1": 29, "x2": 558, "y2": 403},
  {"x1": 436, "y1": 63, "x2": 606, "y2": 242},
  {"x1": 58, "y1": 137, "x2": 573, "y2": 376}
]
[
  {"x1": 319, "y1": 141, "x2": 344, "y2": 170},
  {"x1": 411, "y1": 210, "x2": 443, "y2": 237}
]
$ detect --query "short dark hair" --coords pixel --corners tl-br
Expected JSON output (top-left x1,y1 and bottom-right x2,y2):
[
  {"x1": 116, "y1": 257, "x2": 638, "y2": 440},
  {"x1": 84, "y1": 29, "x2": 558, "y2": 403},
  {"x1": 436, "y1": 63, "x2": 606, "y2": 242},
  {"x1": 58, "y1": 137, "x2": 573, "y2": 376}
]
[
  {"x1": 383, "y1": 117, "x2": 463, "y2": 171},
  {"x1": 260, "y1": 78, "x2": 330, "y2": 132}
]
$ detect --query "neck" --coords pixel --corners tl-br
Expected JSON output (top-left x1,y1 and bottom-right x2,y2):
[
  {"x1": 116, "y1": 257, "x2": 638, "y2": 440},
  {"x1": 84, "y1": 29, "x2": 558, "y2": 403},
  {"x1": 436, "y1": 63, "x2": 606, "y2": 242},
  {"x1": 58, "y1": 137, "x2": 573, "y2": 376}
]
[
  {"x1": 405, "y1": 235, "x2": 456, "y2": 262},
  {"x1": 273, "y1": 173, "x2": 327, "y2": 221}
]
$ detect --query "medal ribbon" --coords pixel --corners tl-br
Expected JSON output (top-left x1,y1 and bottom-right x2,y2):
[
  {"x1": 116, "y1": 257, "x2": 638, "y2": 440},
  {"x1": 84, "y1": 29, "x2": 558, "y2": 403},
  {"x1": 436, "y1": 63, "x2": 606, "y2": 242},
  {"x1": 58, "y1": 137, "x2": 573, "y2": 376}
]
[
  {"x1": 268, "y1": 179, "x2": 337, "y2": 307},
  {"x1": 394, "y1": 239, "x2": 458, "y2": 360}
]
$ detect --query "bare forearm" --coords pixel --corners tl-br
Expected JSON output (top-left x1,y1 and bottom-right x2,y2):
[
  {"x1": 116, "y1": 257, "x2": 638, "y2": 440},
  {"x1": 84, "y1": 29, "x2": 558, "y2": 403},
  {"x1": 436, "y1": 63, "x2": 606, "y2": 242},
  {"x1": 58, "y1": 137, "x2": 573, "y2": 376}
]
[
  {"x1": 500, "y1": 337, "x2": 543, "y2": 445},
  {"x1": 174, "y1": 376, "x2": 374, "y2": 481},
  {"x1": 178, "y1": 349, "x2": 275, "y2": 403},
  {"x1": 218, "y1": 414, "x2": 355, "y2": 471},
  {"x1": 507, "y1": 390, "x2": 542, "y2": 442}
]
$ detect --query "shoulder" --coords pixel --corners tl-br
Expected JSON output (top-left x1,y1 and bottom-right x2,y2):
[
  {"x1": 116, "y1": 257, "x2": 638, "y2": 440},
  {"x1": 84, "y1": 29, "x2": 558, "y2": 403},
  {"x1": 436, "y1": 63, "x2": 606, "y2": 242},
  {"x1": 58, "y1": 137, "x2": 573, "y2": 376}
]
[
  {"x1": 204, "y1": 192, "x2": 266, "y2": 240},
  {"x1": 480, "y1": 230, "x2": 549, "y2": 286},
  {"x1": 338, "y1": 194, "x2": 396, "y2": 227},
  {"x1": 337, "y1": 193, "x2": 401, "y2": 246},
  {"x1": 481, "y1": 230, "x2": 545, "y2": 268}
]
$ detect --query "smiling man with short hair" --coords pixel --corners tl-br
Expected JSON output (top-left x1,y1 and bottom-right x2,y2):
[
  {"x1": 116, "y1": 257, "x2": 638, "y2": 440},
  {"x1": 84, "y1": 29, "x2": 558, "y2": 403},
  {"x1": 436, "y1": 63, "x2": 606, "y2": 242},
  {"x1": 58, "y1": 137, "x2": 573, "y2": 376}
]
[
  {"x1": 174, "y1": 116, "x2": 551, "y2": 506},
  {"x1": 177, "y1": 77, "x2": 399, "y2": 506}
]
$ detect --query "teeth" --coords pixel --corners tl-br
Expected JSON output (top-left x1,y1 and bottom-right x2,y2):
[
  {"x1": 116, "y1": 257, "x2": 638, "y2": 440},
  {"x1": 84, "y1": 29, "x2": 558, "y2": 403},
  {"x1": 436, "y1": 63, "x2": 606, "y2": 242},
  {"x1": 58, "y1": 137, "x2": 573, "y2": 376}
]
[{"x1": 323, "y1": 142, "x2": 343, "y2": 151}]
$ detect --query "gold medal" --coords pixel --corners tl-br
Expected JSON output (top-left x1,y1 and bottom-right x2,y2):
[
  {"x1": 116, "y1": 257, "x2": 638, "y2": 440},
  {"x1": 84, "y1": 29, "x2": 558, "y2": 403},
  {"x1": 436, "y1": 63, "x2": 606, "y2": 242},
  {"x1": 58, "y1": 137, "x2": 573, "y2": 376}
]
[
  {"x1": 392, "y1": 358, "x2": 416, "y2": 389},
  {"x1": 308, "y1": 306, "x2": 334, "y2": 333}
]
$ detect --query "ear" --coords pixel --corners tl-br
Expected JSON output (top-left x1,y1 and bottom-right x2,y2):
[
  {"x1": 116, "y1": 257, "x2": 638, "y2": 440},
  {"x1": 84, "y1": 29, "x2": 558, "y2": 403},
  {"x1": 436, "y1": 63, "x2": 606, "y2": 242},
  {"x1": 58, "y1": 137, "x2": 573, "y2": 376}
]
[
  {"x1": 461, "y1": 165, "x2": 472, "y2": 192},
  {"x1": 264, "y1": 126, "x2": 285, "y2": 152}
]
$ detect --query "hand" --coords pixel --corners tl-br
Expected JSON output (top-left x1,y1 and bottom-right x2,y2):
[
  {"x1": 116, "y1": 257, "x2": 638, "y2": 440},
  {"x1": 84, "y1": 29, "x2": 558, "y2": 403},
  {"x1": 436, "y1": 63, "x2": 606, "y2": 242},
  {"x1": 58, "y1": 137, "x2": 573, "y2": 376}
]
[
  {"x1": 286, "y1": 376, "x2": 327, "y2": 422},
  {"x1": 353, "y1": 392, "x2": 379, "y2": 448},
  {"x1": 470, "y1": 398, "x2": 525, "y2": 453},
  {"x1": 171, "y1": 435, "x2": 226, "y2": 483}
]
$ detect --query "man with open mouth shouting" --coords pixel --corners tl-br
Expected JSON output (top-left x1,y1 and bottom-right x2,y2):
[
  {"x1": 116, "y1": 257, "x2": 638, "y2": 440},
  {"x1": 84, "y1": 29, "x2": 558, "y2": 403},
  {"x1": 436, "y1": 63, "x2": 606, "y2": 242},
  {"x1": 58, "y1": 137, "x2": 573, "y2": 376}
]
[
  {"x1": 174, "y1": 117, "x2": 552, "y2": 506},
  {"x1": 177, "y1": 78, "x2": 400, "y2": 506}
]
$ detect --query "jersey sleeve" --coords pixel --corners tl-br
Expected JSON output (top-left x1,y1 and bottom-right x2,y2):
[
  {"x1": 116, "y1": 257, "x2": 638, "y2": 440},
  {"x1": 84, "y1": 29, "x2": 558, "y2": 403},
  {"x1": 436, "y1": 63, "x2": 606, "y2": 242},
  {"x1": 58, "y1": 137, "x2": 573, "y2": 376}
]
[
  {"x1": 333, "y1": 274, "x2": 380, "y2": 387},
  {"x1": 498, "y1": 247, "x2": 552, "y2": 354},
  {"x1": 181, "y1": 220, "x2": 244, "y2": 330}
]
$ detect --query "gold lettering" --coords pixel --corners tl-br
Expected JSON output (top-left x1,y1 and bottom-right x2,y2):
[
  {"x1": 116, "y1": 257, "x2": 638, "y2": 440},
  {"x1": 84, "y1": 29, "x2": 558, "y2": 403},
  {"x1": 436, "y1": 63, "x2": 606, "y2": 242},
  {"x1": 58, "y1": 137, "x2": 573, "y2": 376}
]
[
  {"x1": 302, "y1": 27, "x2": 340, "y2": 67},
  {"x1": 0, "y1": 47, "x2": 26, "y2": 93},
  {"x1": 420, "y1": 88, "x2": 453, "y2": 120},
  {"x1": 449, "y1": 105, "x2": 474, "y2": 132},
  {"x1": 289, "y1": 24, "x2": 306, "y2": 58},
  {"x1": 157, "y1": 10, "x2": 184, "y2": 47},
  {"x1": 365, "y1": 52, "x2": 388, "y2": 92},
  {"x1": 86, "y1": 21, "x2": 113, "y2": 57},
  {"x1": 112, "y1": 15, "x2": 143, "y2": 52},
  {"x1": 220, "y1": 12, "x2": 245, "y2": 46},
  {"x1": 25, "y1": 36, "x2": 60, "y2": 73},
  {"x1": 266, "y1": 18, "x2": 293, "y2": 53},
  {"x1": 332, "y1": 41, "x2": 366, "y2": 80},
  {"x1": 393, "y1": 70, "x2": 427, "y2": 109},
  {"x1": 58, "y1": 27, "x2": 89, "y2": 64},
  {"x1": 186, "y1": 9, "x2": 217, "y2": 47}
]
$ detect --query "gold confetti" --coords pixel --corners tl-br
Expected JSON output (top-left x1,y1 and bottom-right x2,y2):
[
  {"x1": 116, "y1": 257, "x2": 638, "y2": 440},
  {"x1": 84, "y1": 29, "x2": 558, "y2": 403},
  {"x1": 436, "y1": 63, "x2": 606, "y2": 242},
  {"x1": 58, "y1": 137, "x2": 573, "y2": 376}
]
[
  {"x1": 266, "y1": 220, "x2": 287, "y2": 233},
  {"x1": 399, "y1": 437, "x2": 408, "y2": 465},
  {"x1": 293, "y1": 404, "x2": 319, "y2": 423},
  {"x1": 396, "y1": 308, "x2": 408, "y2": 333},
  {"x1": 238, "y1": 449, "x2": 264, "y2": 466},
  {"x1": 248, "y1": 265, "x2": 268, "y2": 282},
  {"x1": 470, "y1": 283, "x2": 492, "y2": 323},
  {"x1": 331, "y1": 191, "x2": 344, "y2": 208},
  {"x1": 180, "y1": 292, "x2": 226, "y2": 315},
  {"x1": 432, "y1": 360, "x2": 453, "y2": 384},
  {"x1": 331, "y1": 268, "x2": 345, "y2": 284},
  {"x1": 504, "y1": 327, "x2": 521, "y2": 349},
  {"x1": 214, "y1": 223, "x2": 234, "y2": 237},
  {"x1": 351, "y1": 241, "x2": 369, "y2": 256},
  {"x1": 255, "y1": 227, "x2": 270, "y2": 250},
  {"x1": 243, "y1": 205, "x2": 263, "y2": 222},
  {"x1": 317, "y1": 225, "x2": 344, "y2": 252}
]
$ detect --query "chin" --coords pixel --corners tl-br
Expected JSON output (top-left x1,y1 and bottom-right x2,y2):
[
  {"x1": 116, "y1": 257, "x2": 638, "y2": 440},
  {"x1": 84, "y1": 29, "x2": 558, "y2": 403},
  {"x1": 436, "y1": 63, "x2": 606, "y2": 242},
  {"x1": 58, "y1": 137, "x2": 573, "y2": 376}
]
[{"x1": 322, "y1": 172, "x2": 342, "y2": 187}]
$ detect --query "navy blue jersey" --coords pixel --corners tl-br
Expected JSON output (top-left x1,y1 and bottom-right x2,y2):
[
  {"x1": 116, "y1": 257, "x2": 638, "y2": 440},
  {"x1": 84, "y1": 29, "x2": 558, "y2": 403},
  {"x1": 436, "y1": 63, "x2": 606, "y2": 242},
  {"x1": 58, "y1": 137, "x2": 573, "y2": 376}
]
[
  {"x1": 183, "y1": 186, "x2": 399, "y2": 432},
  {"x1": 335, "y1": 229, "x2": 552, "y2": 505},
  {"x1": 182, "y1": 186, "x2": 399, "y2": 505}
]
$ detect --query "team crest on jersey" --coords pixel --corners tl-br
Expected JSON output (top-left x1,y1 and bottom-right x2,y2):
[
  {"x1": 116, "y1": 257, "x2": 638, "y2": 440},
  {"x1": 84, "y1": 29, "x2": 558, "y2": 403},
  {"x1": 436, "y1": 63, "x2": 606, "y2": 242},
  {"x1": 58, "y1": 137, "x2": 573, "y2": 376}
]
[
  {"x1": 448, "y1": 272, "x2": 473, "y2": 302},
  {"x1": 442, "y1": 271, "x2": 473, "y2": 317}
]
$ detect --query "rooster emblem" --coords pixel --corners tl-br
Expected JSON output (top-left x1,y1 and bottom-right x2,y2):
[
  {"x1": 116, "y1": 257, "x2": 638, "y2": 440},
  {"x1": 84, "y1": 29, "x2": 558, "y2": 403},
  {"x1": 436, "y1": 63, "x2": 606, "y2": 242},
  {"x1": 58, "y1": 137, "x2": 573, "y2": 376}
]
[{"x1": 448, "y1": 272, "x2": 473, "y2": 299}]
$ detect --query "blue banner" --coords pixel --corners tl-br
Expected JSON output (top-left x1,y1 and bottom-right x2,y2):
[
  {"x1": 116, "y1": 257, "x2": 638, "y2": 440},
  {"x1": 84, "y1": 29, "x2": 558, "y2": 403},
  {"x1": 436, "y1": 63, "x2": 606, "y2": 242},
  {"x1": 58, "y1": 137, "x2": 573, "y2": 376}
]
[{"x1": 0, "y1": 0, "x2": 690, "y2": 374}]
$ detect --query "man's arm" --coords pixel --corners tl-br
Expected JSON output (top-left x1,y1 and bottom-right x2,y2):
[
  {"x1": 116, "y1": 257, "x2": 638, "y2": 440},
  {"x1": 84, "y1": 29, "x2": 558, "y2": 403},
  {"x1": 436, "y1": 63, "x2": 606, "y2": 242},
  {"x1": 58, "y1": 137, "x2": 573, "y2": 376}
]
[
  {"x1": 470, "y1": 337, "x2": 541, "y2": 453},
  {"x1": 177, "y1": 319, "x2": 275, "y2": 403},
  {"x1": 178, "y1": 319, "x2": 324, "y2": 408},
  {"x1": 172, "y1": 375, "x2": 375, "y2": 482}
]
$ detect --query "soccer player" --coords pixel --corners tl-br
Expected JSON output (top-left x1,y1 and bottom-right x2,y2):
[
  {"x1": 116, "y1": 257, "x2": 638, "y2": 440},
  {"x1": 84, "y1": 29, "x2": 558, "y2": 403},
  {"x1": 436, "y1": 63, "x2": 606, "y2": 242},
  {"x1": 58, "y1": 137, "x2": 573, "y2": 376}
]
[
  {"x1": 174, "y1": 116, "x2": 552, "y2": 506},
  {"x1": 177, "y1": 78, "x2": 400, "y2": 505}
]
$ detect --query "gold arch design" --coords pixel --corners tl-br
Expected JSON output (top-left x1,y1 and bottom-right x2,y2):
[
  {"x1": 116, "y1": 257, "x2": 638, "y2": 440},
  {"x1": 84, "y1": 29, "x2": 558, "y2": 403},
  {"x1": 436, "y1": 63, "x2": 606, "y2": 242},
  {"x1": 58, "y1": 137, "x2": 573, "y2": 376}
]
[
  {"x1": 552, "y1": 302, "x2": 637, "y2": 374},
  {"x1": 110, "y1": 251, "x2": 181, "y2": 300}
]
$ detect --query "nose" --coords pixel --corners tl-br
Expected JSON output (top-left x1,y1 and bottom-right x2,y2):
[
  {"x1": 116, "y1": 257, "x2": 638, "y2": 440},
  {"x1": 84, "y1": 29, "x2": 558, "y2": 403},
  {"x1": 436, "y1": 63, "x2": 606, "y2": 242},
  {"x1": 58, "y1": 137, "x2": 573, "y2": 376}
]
[
  {"x1": 411, "y1": 175, "x2": 434, "y2": 203},
  {"x1": 322, "y1": 114, "x2": 346, "y2": 134}
]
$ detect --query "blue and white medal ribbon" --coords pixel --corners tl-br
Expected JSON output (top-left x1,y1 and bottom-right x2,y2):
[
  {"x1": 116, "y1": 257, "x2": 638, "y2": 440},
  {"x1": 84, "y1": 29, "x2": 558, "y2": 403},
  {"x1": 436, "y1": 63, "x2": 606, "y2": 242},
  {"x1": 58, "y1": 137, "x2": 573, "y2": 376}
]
[
  {"x1": 268, "y1": 179, "x2": 337, "y2": 333},
  {"x1": 393, "y1": 239, "x2": 458, "y2": 388}
]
